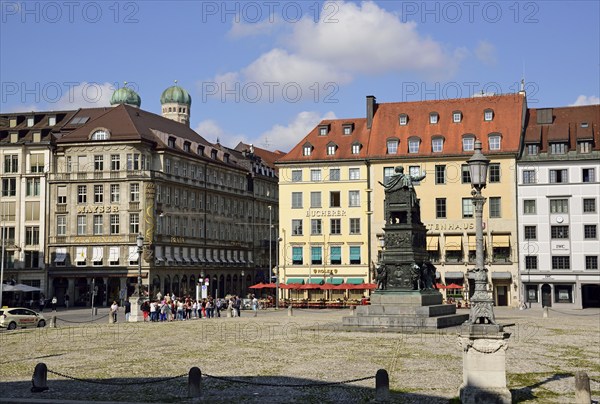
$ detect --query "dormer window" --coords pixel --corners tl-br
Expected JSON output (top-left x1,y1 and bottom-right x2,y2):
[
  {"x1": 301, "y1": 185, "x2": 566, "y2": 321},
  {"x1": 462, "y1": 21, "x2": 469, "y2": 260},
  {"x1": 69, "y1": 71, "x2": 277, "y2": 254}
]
[
  {"x1": 527, "y1": 144, "x2": 539, "y2": 155},
  {"x1": 211, "y1": 149, "x2": 218, "y2": 159},
  {"x1": 408, "y1": 137, "x2": 420, "y2": 154},
  {"x1": 197, "y1": 145, "x2": 205, "y2": 155},
  {"x1": 579, "y1": 141, "x2": 592, "y2": 154},
  {"x1": 318, "y1": 125, "x2": 329, "y2": 136},
  {"x1": 27, "y1": 116, "x2": 34, "y2": 127},
  {"x1": 326, "y1": 143, "x2": 337, "y2": 155},
  {"x1": 386, "y1": 139, "x2": 399, "y2": 154},
  {"x1": 224, "y1": 153, "x2": 230, "y2": 163},
  {"x1": 168, "y1": 137, "x2": 176, "y2": 148},
  {"x1": 550, "y1": 142, "x2": 567, "y2": 155},
  {"x1": 48, "y1": 116, "x2": 56, "y2": 126},
  {"x1": 303, "y1": 143, "x2": 313, "y2": 156},
  {"x1": 351, "y1": 142, "x2": 361, "y2": 154},
  {"x1": 484, "y1": 109, "x2": 494, "y2": 121},
  {"x1": 90, "y1": 129, "x2": 109, "y2": 140},
  {"x1": 453, "y1": 111, "x2": 462, "y2": 123},
  {"x1": 488, "y1": 133, "x2": 501, "y2": 150},
  {"x1": 431, "y1": 137, "x2": 444, "y2": 153},
  {"x1": 343, "y1": 123, "x2": 354, "y2": 135},
  {"x1": 399, "y1": 114, "x2": 408, "y2": 126},
  {"x1": 462, "y1": 135, "x2": 475, "y2": 151},
  {"x1": 429, "y1": 112, "x2": 438, "y2": 124},
  {"x1": 183, "y1": 142, "x2": 191, "y2": 152}
]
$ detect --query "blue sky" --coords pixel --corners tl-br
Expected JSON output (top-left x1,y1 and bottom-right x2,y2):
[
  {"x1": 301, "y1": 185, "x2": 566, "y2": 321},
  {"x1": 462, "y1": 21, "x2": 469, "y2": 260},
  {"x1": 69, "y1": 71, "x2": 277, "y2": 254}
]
[{"x1": 1, "y1": 1, "x2": 599, "y2": 151}]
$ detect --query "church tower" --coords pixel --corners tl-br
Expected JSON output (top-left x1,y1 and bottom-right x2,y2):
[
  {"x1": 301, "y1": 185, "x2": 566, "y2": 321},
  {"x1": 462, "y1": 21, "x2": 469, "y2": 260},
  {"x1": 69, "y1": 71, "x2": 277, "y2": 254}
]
[{"x1": 160, "y1": 81, "x2": 191, "y2": 126}]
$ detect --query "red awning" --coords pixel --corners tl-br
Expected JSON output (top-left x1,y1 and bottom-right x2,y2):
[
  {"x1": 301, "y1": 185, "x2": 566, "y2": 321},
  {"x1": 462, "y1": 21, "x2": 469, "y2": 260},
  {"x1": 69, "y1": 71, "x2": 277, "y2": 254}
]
[
  {"x1": 262, "y1": 283, "x2": 277, "y2": 288},
  {"x1": 248, "y1": 283, "x2": 265, "y2": 289},
  {"x1": 280, "y1": 283, "x2": 302, "y2": 290},
  {"x1": 298, "y1": 283, "x2": 321, "y2": 290}
]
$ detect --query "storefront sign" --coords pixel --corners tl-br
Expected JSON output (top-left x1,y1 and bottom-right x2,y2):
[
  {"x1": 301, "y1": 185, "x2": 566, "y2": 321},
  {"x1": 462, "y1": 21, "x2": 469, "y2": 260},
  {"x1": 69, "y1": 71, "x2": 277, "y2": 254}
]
[
  {"x1": 426, "y1": 222, "x2": 475, "y2": 231},
  {"x1": 77, "y1": 205, "x2": 119, "y2": 214},
  {"x1": 312, "y1": 268, "x2": 338, "y2": 275},
  {"x1": 305, "y1": 209, "x2": 346, "y2": 218}
]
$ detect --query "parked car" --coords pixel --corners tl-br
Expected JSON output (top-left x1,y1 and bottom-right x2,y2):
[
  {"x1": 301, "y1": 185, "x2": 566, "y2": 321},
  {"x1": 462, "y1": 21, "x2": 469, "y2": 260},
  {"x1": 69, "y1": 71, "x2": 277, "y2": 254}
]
[{"x1": 0, "y1": 307, "x2": 47, "y2": 330}]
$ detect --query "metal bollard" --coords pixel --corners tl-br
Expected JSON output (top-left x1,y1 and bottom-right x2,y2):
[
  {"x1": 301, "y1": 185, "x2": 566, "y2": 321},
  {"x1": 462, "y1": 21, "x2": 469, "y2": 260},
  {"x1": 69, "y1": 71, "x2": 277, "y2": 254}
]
[
  {"x1": 543, "y1": 307, "x2": 549, "y2": 318},
  {"x1": 31, "y1": 363, "x2": 49, "y2": 393},
  {"x1": 375, "y1": 369, "x2": 389, "y2": 401},
  {"x1": 187, "y1": 367, "x2": 202, "y2": 398},
  {"x1": 287, "y1": 305, "x2": 293, "y2": 317},
  {"x1": 49, "y1": 316, "x2": 56, "y2": 328},
  {"x1": 574, "y1": 371, "x2": 591, "y2": 403},
  {"x1": 109, "y1": 312, "x2": 114, "y2": 324}
]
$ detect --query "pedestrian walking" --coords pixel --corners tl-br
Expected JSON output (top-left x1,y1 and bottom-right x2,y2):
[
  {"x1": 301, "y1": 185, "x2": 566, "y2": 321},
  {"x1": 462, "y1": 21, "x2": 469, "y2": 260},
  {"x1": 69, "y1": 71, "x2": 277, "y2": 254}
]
[
  {"x1": 252, "y1": 295, "x2": 258, "y2": 317},
  {"x1": 110, "y1": 301, "x2": 118, "y2": 323},
  {"x1": 124, "y1": 300, "x2": 131, "y2": 322},
  {"x1": 64, "y1": 293, "x2": 70, "y2": 309},
  {"x1": 51, "y1": 296, "x2": 57, "y2": 312}
]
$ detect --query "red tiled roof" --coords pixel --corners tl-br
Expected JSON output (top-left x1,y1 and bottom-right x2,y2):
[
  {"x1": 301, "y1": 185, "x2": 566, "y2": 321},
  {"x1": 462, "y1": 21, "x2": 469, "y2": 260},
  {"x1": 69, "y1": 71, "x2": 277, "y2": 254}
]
[
  {"x1": 278, "y1": 94, "x2": 525, "y2": 164},
  {"x1": 277, "y1": 118, "x2": 369, "y2": 162},
  {"x1": 367, "y1": 94, "x2": 525, "y2": 158},
  {"x1": 525, "y1": 105, "x2": 600, "y2": 151},
  {"x1": 235, "y1": 142, "x2": 287, "y2": 168}
]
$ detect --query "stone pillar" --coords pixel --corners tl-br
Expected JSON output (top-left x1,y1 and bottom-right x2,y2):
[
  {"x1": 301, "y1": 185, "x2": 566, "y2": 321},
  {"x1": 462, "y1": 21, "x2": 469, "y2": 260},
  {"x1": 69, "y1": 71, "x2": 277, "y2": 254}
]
[
  {"x1": 128, "y1": 296, "x2": 145, "y2": 322},
  {"x1": 458, "y1": 326, "x2": 511, "y2": 404},
  {"x1": 103, "y1": 277, "x2": 109, "y2": 306},
  {"x1": 67, "y1": 278, "x2": 75, "y2": 307}
]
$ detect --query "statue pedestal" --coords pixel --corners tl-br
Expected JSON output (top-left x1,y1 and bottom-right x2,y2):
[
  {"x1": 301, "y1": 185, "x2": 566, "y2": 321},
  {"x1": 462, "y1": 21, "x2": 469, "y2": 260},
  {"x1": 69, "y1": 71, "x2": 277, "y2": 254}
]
[
  {"x1": 342, "y1": 291, "x2": 469, "y2": 329},
  {"x1": 458, "y1": 325, "x2": 511, "y2": 404},
  {"x1": 128, "y1": 295, "x2": 146, "y2": 322}
]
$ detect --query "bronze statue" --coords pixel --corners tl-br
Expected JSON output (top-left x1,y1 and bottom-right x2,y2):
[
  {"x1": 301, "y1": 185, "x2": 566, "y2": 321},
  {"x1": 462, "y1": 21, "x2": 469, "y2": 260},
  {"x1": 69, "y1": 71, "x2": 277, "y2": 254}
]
[
  {"x1": 379, "y1": 166, "x2": 426, "y2": 207},
  {"x1": 375, "y1": 263, "x2": 388, "y2": 290}
]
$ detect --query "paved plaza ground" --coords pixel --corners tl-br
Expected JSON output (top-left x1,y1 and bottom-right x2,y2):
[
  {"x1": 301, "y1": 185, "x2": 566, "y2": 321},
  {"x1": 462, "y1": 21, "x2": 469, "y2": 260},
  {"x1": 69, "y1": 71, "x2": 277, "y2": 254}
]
[{"x1": 0, "y1": 305, "x2": 598, "y2": 403}]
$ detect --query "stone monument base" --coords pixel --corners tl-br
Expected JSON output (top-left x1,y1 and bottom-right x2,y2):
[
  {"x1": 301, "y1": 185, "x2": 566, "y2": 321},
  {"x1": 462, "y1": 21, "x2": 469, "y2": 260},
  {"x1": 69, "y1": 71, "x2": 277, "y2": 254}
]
[
  {"x1": 128, "y1": 296, "x2": 146, "y2": 322},
  {"x1": 458, "y1": 324, "x2": 511, "y2": 404},
  {"x1": 342, "y1": 291, "x2": 469, "y2": 330}
]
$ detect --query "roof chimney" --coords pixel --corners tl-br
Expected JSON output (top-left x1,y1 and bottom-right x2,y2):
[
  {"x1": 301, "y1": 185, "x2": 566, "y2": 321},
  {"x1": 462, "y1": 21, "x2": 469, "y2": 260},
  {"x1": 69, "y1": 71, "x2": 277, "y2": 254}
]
[{"x1": 366, "y1": 95, "x2": 377, "y2": 129}]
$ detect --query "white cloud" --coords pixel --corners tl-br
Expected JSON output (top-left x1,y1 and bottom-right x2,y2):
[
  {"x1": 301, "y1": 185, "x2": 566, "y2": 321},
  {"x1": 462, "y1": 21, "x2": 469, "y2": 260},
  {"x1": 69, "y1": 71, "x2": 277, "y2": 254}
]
[
  {"x1": 258, "y1": 110, "x2": 337, "y2": 151},
  {"x1": 570, "y1": 95, "x2": 600, "y2": 106},
  {"x1": 241, "y1": 48, "x2": 352, "y2": 86},
  {"x1": 288, "y1": 1, "x2": 458, "y2": 75},
  {"x1": 210, "y1": 1, "x2": 465, "y2": 101},
  {"x1": 474, "y1": 40, "x2": 497, "y2": 66},
  {"x1": 51, "y1": 82, "x2": 115, "y2": 110}
]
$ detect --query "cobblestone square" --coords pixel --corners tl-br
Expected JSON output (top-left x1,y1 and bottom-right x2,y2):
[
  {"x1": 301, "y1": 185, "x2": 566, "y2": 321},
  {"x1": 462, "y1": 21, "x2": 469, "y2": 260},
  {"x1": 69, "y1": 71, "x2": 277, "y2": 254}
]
[{"x1": 0, "y1": 306, "x2": 598, "y2": 403}]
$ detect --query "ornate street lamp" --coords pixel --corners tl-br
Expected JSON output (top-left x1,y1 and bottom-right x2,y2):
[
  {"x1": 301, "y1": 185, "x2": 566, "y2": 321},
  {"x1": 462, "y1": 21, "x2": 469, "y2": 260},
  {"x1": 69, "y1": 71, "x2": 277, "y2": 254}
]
[
  {"x1": 136, "y1": 233, "x2": 144, "y2": 298},
  {"x1": 466, "y1": 140, "x2": 496, "y2": 325}
]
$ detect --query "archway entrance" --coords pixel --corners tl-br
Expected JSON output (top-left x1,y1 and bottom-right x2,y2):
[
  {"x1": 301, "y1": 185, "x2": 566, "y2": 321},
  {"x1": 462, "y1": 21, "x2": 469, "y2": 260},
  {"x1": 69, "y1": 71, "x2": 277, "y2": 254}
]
[{"x1": 541, "y1": 284, "x2": 552, "y2": 307}]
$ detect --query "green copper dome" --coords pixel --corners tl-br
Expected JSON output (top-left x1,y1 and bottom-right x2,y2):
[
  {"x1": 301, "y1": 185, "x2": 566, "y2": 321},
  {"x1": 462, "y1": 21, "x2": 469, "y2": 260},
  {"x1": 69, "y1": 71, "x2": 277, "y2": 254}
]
[
  {"x1": 110, "y1": 85, "x2": 141, "y2": 107},
  {"x1": 160, "y1": 82, "x2": 192, "y2": 106}
]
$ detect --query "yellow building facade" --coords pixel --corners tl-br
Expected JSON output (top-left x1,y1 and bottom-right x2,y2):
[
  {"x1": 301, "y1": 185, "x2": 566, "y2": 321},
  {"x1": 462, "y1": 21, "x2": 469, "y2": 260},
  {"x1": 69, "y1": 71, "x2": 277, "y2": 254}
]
[{"x1": 278, "y1": 93, "x2": 526, "y2": 307}]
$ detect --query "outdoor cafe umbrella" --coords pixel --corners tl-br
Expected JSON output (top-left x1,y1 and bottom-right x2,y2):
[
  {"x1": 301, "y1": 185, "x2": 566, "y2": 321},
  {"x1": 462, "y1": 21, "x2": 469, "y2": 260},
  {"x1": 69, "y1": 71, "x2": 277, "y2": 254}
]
[
  {"x1": 248, "y1": 283, "x2": 265, "y2": 289},
  {"x1": 13, "y1": 284, "x2": 41, "y2": 292},
  {"x1": 446, "y1": 283, "x2": 463, "y2": 289},
  {"x1": 435, "y1": 283, "x2": 447, "y2": 289},
  {"x1": 262, "y1": 283, "x2": 277, "y2": 289}
]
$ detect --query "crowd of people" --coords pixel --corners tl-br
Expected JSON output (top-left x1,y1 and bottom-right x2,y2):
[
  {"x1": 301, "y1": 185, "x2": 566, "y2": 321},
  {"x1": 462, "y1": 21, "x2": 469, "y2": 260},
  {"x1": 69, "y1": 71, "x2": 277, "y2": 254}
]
[{"x1": 136, "y1": 293, "x2": 253, "y2": 322}]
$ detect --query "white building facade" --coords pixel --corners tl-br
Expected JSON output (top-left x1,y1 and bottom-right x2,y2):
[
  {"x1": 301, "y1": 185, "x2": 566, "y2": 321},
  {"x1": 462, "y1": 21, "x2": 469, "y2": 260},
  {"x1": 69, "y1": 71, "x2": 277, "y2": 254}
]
[{"x1": 517, "y1": 106, "x2": 600, "y2": 308}]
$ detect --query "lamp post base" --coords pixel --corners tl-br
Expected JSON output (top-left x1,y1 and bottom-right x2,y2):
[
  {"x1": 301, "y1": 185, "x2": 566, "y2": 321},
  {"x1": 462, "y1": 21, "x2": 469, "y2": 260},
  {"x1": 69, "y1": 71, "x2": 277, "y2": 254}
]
[{"x1": 128, "y1": 295, "x2": 146, "y2": 322}]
